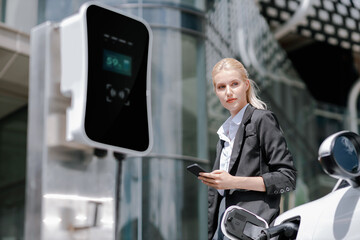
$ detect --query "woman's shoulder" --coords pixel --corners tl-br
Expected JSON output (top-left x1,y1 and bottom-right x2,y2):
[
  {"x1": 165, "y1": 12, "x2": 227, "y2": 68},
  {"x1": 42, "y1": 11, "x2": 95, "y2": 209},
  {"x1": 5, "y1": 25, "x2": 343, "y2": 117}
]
[
  {"x1": 252, "y1": 107, "x2": 274, "y2": 118},
  {"x1": 250, "y1": 107, "x2": 282, "y2": 130},
  {"x1": 250, "y1": 107, "x2": 280, "y2": 124}
]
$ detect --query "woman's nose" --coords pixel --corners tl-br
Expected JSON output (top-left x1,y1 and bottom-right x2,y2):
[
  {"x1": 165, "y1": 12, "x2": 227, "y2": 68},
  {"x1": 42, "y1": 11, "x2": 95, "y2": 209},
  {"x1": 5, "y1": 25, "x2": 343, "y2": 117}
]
[{"x1": 225, "y1": 85, "x2": 232, "y2": 95}]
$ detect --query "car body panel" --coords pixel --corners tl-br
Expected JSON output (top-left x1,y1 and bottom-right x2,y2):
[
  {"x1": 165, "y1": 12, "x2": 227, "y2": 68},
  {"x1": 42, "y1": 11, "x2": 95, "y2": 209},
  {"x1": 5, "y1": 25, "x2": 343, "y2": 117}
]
[{"x1": 274, "y1": 186, "x2": 360, "y2": 239}]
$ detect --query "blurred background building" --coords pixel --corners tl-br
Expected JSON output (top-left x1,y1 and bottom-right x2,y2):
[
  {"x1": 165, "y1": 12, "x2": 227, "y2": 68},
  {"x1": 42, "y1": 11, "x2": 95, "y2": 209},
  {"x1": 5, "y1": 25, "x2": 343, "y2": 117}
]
[{"x1": 1, "y1": 0, "x2": 359, "y2": 239}]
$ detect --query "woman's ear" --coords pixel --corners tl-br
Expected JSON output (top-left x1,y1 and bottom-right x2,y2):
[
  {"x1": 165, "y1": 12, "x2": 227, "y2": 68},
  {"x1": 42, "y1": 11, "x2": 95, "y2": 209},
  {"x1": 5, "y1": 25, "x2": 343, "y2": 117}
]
[{"x1": 245, "y1": 79, "x2": 250, "y2": 91}]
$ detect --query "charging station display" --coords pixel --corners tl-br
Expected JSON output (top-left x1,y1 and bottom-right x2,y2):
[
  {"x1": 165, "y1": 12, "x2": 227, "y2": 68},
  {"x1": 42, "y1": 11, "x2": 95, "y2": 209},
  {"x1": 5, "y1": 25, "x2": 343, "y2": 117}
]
[
  {"x1": 103, "y1": 49, "x2": 132, "y2": 76},
  {"x1": 84, "y1": 4, "x2": 151, "y2": 152}
]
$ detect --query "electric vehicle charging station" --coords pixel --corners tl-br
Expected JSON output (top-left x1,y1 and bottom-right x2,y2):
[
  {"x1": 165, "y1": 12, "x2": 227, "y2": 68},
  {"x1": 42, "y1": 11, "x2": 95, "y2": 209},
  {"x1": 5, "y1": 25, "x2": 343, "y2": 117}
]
[
  {"x1": 25, "y1": 2, "x2": 152, "y2": 239},
  {"x1": 60, "y1": 3, "x2": 153, "y2": 155}
]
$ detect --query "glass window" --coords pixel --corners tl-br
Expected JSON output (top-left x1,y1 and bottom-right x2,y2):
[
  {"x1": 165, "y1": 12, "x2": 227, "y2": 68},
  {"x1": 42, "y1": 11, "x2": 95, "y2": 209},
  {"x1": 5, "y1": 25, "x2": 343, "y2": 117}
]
[
  {"x1": 0, "y1": 107, "x2": 27, "y2": 240},
  {"x1": 117, "y1": 20, "x2": 207, "y2": 238}
]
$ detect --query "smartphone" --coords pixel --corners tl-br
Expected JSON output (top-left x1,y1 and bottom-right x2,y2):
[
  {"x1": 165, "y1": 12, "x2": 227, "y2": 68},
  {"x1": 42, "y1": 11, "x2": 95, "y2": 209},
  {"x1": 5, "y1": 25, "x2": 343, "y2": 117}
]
[{"x1": 187, "y1": 163, "x2": 207, "y2": 177}]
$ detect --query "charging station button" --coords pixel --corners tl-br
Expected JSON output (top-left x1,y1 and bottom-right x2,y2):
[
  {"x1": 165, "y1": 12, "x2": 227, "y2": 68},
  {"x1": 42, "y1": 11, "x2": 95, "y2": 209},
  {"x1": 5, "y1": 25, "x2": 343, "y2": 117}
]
[
  {"x1": 106, "y1": 84, "x2": 131, "y2": 105},
  {"x1": 118, "y1": 88, "x2": 130, "y2": 100}
]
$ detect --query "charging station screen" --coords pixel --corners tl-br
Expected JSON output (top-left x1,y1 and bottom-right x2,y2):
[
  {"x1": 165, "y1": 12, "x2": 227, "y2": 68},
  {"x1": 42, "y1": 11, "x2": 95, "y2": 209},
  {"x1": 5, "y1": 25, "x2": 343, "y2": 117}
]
[
  {"x1": 85, "y1": 5, "x2": 150, "y2": 152},
  {"x1": 103, "y1": 49, "x2": 132, "y2": 76}
]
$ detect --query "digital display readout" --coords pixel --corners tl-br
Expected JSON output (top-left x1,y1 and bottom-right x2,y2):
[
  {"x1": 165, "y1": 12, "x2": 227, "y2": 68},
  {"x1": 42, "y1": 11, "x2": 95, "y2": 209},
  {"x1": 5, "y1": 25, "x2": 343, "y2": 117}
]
[{"x1": 103, "y1": 49, "x2": 132, "y2": 76}]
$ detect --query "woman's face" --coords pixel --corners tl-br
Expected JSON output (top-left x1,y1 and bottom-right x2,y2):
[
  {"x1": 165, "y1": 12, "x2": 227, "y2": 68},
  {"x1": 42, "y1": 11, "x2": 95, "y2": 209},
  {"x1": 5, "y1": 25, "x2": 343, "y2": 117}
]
[{"x1": 213, "y1": 69, "x2": 249, "y2": 117}]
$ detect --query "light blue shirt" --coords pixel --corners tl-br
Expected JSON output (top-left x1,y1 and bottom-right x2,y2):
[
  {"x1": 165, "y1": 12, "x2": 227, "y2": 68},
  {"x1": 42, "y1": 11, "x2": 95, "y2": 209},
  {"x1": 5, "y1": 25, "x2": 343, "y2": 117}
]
[{"x1": 216, "y1": 104, "x2": 249, "y2": 195}]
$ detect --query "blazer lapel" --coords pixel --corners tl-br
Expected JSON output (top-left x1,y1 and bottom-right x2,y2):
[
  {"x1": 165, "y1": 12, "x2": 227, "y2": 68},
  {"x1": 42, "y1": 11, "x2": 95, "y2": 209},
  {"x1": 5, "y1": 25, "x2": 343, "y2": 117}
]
[
  {"x1": 213, "y1": 139, "x2": 224, "y2": 170},
  {"x1": 228, "y1": 105, "x2": 256, "y2": 173}
]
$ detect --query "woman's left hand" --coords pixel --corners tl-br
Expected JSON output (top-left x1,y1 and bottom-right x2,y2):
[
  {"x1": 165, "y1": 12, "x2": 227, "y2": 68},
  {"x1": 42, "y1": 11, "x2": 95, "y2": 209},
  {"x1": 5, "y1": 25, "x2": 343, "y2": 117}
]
[{"x1": 198, "y1": 170, "x2": 235, "y2": 189}]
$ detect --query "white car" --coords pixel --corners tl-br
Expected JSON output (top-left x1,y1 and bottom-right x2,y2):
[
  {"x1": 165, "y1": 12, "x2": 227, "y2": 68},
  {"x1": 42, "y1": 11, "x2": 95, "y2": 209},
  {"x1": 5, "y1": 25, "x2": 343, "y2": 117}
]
[{"x1": 221, "y1": 130, "x2": 360, "y2": 240}]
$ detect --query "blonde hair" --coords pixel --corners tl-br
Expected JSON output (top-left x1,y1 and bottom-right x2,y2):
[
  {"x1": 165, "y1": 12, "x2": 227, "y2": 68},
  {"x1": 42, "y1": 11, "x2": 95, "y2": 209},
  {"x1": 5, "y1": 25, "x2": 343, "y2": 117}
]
[{"x1": 212, "y1": 58, "x2": 267, "y2": 110}]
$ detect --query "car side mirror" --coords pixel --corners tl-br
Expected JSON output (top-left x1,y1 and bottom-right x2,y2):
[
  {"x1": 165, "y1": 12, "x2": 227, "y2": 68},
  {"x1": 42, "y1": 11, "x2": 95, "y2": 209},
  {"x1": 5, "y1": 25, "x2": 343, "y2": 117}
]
[{"x1": 318, "y1": 130, "x2": 360, "y2": 187}]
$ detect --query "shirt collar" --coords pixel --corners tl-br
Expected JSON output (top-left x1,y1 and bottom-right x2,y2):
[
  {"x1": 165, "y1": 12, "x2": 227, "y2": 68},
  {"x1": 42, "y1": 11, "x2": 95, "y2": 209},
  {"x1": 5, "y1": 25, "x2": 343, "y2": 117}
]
[
  {"x1": 217, "y1": 103, "x2": 249, "y2": 141},
  {"x1": 232, "y1": 103, "x2": 249, "y2": 125}
]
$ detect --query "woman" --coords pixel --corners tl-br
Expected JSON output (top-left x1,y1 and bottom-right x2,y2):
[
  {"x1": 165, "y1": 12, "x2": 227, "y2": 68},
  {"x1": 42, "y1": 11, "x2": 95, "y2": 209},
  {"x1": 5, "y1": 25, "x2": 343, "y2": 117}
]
[{"x1": 198, "y1": 58, "x2": 296, "y2": 240}]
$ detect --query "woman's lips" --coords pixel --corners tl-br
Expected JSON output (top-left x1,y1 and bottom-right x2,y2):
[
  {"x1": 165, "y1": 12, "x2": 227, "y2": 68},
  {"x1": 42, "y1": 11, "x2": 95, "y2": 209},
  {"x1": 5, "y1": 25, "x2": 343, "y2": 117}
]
[{"x1": 226, "y1": 98, "x2": 237, "y2": 103}]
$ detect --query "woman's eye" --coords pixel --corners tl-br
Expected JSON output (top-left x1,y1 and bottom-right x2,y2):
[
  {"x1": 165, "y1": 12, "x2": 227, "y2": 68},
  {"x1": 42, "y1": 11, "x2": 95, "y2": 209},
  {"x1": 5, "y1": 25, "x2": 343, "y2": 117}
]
[
  {"x1": 232, "y1": 82, "x2": 239, "y2": 86},
  {"x1": 218, "y1": 85, "x2": 225, "y2": 89}
]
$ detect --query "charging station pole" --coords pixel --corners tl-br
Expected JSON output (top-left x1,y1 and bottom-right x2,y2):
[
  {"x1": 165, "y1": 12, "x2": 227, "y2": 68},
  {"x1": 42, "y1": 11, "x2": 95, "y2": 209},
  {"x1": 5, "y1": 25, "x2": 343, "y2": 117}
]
[{"x1": 25, "y1": 21, "x2": 118, "y2": 240}]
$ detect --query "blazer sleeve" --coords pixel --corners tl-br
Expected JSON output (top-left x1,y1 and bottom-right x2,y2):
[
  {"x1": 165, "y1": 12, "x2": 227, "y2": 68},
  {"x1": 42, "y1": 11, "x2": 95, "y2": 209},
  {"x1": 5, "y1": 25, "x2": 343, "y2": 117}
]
[{"x1": 257, "y1": 111, "x2": 297, "y2": 195}]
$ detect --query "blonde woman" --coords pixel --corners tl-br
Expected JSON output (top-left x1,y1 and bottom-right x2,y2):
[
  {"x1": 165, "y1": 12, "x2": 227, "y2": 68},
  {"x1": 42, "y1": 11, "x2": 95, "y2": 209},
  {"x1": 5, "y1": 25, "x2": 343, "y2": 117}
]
[{"x1": 199, "y1": 58, "x2": 296, "y2": 240}]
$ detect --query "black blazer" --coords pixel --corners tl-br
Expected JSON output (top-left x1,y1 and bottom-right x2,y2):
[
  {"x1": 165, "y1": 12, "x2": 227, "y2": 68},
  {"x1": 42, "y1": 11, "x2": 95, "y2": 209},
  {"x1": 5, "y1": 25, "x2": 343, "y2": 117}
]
[{"x1": 208, "y1": 105, "x2": 297, "y2": 240}]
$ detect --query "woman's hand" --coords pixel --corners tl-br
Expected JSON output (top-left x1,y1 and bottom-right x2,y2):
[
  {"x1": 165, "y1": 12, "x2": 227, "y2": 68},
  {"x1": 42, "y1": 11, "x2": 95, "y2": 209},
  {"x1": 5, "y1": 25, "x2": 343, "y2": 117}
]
[
  {"x1": 198, "y1": 170, "x2": 235, "y2": 190},
  {"x1": 198, "y1": 170, "x2": 266, "y2": 192}
]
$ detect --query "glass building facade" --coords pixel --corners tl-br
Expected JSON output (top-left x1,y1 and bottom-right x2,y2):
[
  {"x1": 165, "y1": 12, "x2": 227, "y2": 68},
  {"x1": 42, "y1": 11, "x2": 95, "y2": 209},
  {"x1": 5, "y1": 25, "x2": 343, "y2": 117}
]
[{"x1": 0, "y1": 0, "x2": 358, "y2": 239}]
